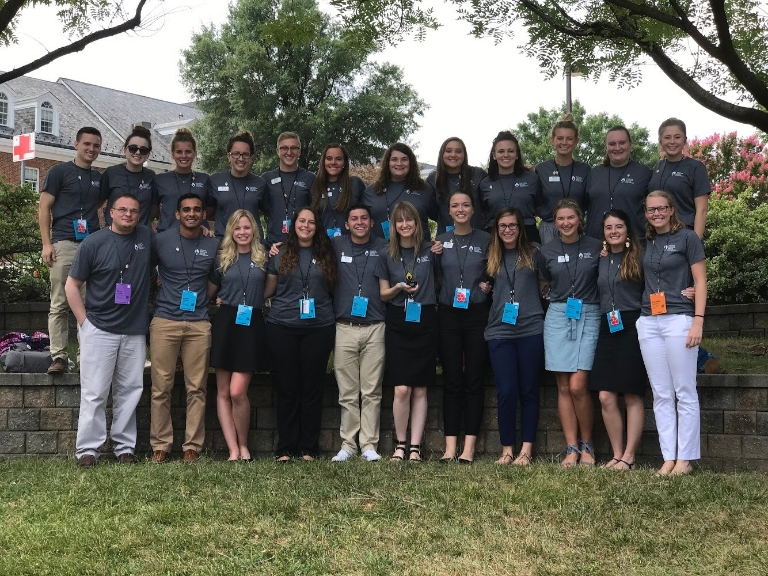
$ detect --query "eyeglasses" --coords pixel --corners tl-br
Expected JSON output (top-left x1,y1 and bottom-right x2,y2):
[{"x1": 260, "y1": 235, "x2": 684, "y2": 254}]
[
  {"x1": 126, "y1": 145, "x2": 150, "y2": 155},
  {"x1": 498, "y1": 223, "x2": 519, "y2": 230},
  {"x1": 229, "y1": 152, "x2": 252, "y2": 160},
  {"x1": 278, "y1": 146, "x2": 301, "y2": 153},
  {"x1": 180, "y1": 206, "x2": 203, "y2": 213},
  {"x1": 112, "y1": 207, "x2": 140, "y2": 215},
  {"x1": 646, "y1": 206, "x2": 670, "y2": 214}
]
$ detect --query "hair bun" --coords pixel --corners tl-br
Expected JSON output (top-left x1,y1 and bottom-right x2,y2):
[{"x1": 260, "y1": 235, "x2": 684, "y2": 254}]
[{"x1": 560, "y1": 113, "x2": 575, "y2": 123}]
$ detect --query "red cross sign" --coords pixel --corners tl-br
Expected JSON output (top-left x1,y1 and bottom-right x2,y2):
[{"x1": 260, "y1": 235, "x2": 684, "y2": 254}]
[{"x1": 13, "y1": 133, "x2": 36, "y2": 162}]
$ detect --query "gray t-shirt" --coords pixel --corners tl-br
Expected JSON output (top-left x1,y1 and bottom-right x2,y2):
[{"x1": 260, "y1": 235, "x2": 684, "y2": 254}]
[
  {"x1": 361, "y1": 181, "x2": 438, "y2": 241},
  {"x1": 480, "y1": 170, "x2": 543, "y2": 228},
  {"x1": 332, "y1": 236, "x2": 387, "y2": 322},
  {"x1": 316, "y1": 177, "x2": 366, "y2": 234},
  {"x1": 427, "y1": 167, "x2": 487, "y2": 234},
  {"x1": 435, "y1": 229, "x2": 491, "y2": 306},
  {"x1": 538, "y1": 235, "x2": 602, "y2": 304},
  {"x1": 265, "y1": 246, "x2": 335, "y2": 327},
  {"x1": 641, "y1": 229, "x2": 705, "y2": 316},
  {"x1": 153, "y1": 171, "x2": 212, "y2": 233},
  {"x1": 536, "y1": 159, "x2": 591, "y2": 221},
  {"x1": 210, "y1": 253, "x2": 267, "y2": 308},
  {"x1": 597, "y1": 251, "x2": 644, "y2": 314},
  {"x1": 260, "y1": 168, "x2": 315, "y2": 245},
  {"x1": 484, "y1": 247, "x2": 545, "y2": 341},
  {"x1": 42, "y1": 161, "x2": 102, "y2": 243},
  {"x1": 68, "y1": 225, "x2": 153, "y2": 335},
  {"x1": 584, "y1": 161, "x2": 652, "y2": 240},
  {"x1": 374, "y1": 242, "x2": 437, "y2": 307},
  {"x1": 152, "y1": 229, "x2": 219, "y2": 321},
  {"x1": 647, "y1": 157, "x2": 711, "y2": 228},
  {"x1": 101, "y1": 164, "x2": 156, "y2": 228},
  {"x1": 207, "y1": 170, "x2": 267, "y2": 240}
]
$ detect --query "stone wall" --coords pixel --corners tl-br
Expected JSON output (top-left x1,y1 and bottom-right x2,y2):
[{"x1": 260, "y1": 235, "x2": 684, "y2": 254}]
[{"x1": 1, "y1": 371, "x2": 766, "y2": 471}]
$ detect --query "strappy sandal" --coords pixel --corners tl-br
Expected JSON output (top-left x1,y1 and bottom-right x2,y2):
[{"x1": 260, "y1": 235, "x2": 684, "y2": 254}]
[
  {"x1": 513, "y1": 452, "x2": 532, "y2": 466},
  {"x1": 495, "y1": 453, "x2": 514, "y2": 465},
  {"x1": 390, "y1": 440, "x2": 407, "y2": 462},
  {"x1": 602, "y1": 457, "x2": 621, "y2": 468},
  {"x1": 578, "y1": 439, "x2": 596, "y2": 467},
  {"x1": 615, "y1": 459, "x2": 635, "y2": 470},
  {"x1": 560, "y1": 444, "x2": 581, "y2": 468},
  {"x1": 409, "y1": 444, "x2": 422, "y2": 462}
]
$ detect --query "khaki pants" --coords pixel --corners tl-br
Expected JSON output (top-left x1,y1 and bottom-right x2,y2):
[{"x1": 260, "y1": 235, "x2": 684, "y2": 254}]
[
  {"x1": 149, "y1": 317, "x2": 211, "y2": 453},
  {"x1": 333, "y1": 322, "x2": 385, "y2": 454},
  {"x1": 49, "y1": 240, "x2": 85, "y2": 360}
]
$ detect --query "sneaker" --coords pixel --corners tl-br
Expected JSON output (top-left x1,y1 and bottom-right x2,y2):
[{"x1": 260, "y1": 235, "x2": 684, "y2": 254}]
[
  {"x1": 47, "y1": 357, "x2": 67, "y2": 374},
  {"x1": 77, "y1": 455, "x2": 98, "y2": 467},
  {"x1": 362, "y1": 449, "x2": 381, "y2": 462},
  {"x1": 331, "y1": 449, "x2": 353, "y2": 462},
  {"x1": 151, "y1": 450, "x2": 170, "y2": 463}
]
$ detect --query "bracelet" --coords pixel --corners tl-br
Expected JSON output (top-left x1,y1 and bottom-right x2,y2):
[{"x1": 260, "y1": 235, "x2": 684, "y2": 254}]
[{"x1": 695, "y1": 314, "x2": 705, "y2": 318}]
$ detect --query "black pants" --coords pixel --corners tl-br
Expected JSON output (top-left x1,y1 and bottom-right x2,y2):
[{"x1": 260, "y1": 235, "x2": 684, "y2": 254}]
[
  {"x1": 438, "y1": 304, "x2": 489, "y2": 436},
  {"x1": 266, "y1": 322, "x2": 335, "y2": 457}
]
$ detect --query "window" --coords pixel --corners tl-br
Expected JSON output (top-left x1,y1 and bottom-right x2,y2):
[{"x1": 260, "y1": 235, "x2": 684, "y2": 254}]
[
  {"x1": 40, "y1": 101, "x2": 54, "y2": 133},
  {"x1": 0, "y1": 93, "x2": 7, "y2": 126},
  {"x1": 23, "y1": 167, "x2": 39, "y2": 192}
]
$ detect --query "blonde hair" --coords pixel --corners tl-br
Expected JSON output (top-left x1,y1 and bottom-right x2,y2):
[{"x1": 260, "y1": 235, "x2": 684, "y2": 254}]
[
  {"x1": 644, "y1": 190, "x2": 685, "y2": 240},
  {"x1": 486, "y1": 207, "x2": 534, "y2": 277},
  {"x1": 277, "y1": 131, "x2": 301, "y2": 148},
  {"x1": 217, "y1": 209, "x2": 266, "y2": 273},
  {"x1": 553, "y1": 198, "x2": 585, "y2": 235},
  {"x1": 388, "y1": 201, "x2": 424, "y2": 261},
  {"x1": 171, "y1": 127, "x2": 196, "y2": 153},
  {"x1": 551, "y1": 113, "x2": 579, "y2": 140}
]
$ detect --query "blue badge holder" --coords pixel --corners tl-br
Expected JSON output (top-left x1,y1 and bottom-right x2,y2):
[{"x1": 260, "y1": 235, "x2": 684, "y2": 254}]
[
  {"x1": 180, "y1": 290, "x2": 197, "y2": 311},
  {"x1": 351, "y1": 296, "x2": 369, "y2": 317},
  {"x1": 381, "y1": 221, "x2": 390, "y2": 240},
  {"x1": 282, "y1": 219, "x2": 291, "y2": 234},
  {"x1": 446, "y1": 225, "x2": 455, "y2": 232},
  {"x1": 565, "y1": 297, "x2": 583, "y2": 320},
  {"x1": 405, "y1": 299, "x2": 422, "y2": 323},
  {"x1": 299, "y1": 298, "x2": 316, "y2": 319},
  {"x1": 502, "y1": 302, "x2": 519, "y2": 325},
  {"x1": 326, "y1": 227, "x2": 342, "y2": 238},
  {"x1": 453, "y1": 287, "x2": 470, "y2": 309},
  {"x1": 74, "y1": 219, "x2": 89, "y2": 240},
  {"x1": 236, "y1": 304, "x2": 253, "y2": 326},
  {"x1": 607, "y1": 309, "x2": 624, "y2": 333}
]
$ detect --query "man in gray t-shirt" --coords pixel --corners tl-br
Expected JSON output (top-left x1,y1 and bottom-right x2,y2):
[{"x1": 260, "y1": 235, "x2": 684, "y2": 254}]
[{"x1": 66, "y1": 194, "x2": 152, "y2": 467}]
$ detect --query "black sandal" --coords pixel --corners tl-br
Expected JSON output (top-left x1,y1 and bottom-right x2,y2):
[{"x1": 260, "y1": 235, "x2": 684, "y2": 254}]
[
  {"x1": 390, "y1": 440, "x2": 407, "y2": 462},
  {"x1": 409, "y1": 444, "x2": 422, "y2": 462}
]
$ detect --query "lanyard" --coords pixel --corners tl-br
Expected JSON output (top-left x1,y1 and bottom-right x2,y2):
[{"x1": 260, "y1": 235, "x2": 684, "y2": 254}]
[
  {"x1": 235, "y1": 253, "x2": 253, "y2": 305},
  {"x1": 231, "y1": 173, "x2": 247, "y2": 210},
  {"x1": 110, "y1": 227, "x2": 137, "y2": 284},
  {"x1": 649, "y1": 234, "x2": 670, "y2": 293},
  {"x1": 75, "y1": 162, "x2": 93, "y2": 219},
  {"x1": 124, "y1": 166, "x2": 146, "y2": 199},
  {"x1": 399, "y1": 245, "x2": 417, "y2": 288},
  {"x1": 502, "y1": 248, "x2": 519, "y2": 303},
  {"x1": 452, "y1": 230, "x2": 474, "y2": 288},
  {"x1": 348, "y1": 238, "x2": 371, "y2": 296},
  {"x1": 298, "y1": 249, "x2": 314, "y2": 298},
  {"x1": 325, "y1": 183, "x2": 341, "y2": 228},
  {"x1": 560, "y1": 237, "x2": 581, "y2": 298},
  {"x1": 556, "y1": 161, "x2": 573, "y2": 199},
  {"x1": 279, "y1": 170, "x2": 298, "y2": 221},
  {"x1": 606, "y1": 165, "x2": 624, "y2": 210},
  {"x1": 607, "y1": 253, "x2": 622, "y2": 310},
  {"x1": 658, "y1": 158, "x2": 679, "y2": 191},
  {"x1": 178, "y1": 232, "x2": 202, "y2": 291},
  {"x1": 497, "y1": 175, "x2": 512, "y2": 209},
  {"x1": 384, "y1": 182, "x2": 407, "y2": 219}
]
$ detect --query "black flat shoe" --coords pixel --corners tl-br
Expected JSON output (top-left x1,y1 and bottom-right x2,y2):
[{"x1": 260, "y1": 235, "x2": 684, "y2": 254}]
[
  {"x1": 458, "y1": 457, "x2": 473, "y2": 465},
  {"x1": 440, "y1": 454, "x2": 458, "y2": 463}
]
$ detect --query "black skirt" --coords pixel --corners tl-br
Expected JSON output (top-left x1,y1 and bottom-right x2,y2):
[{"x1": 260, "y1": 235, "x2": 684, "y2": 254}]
[
  {"x1": 384, "y1": 303, "x2": 438, "y2": 387},
  {"x1": 210, "y1": 304, "x2": 267, "y2": 373},
  {"x1": 589, "y1": 309, "x2": 647, "y2": 396}
]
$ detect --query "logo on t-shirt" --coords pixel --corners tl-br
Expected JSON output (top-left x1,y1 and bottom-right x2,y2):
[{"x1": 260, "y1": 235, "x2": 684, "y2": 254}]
[
  {"x1": 417, "y1": 255, "x2": 430, "y2": 263},
  {"x1": 620, "y1": 177, "x2": 635, "y2": 184},
  {"x1": 134, "y1": 243, "x2": 145, "y2": 251},
  {"x1": 578, "y1": 252, "x2": 593, "y2": 259},
  {"x1": 192, "y1": 182, "x2": 205, "y2": 188},
  {"x1": 194, "y1": 248, "x2": 210, "y2": 257},
  {"x1": 514, "y1": 182, "x2": 529, "y2": 188},
  {"x1": 671, "y1": 172, "x2": 685, "y2": 178},
  {"x1": 664, "y1": 244, "x2": 677, "y2": 252}
]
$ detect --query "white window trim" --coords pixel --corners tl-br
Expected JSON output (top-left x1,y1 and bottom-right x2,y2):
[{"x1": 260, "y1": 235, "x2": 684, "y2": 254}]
[
  {"x1": 0, "y1": 90, "x2": 13, "y2": 127},
  {"x1": 38, "y1": 100, "x2": 58, "y2": 136},
  {"x1": 22, "y1": 166, "x2": 39, "y2": 192}
]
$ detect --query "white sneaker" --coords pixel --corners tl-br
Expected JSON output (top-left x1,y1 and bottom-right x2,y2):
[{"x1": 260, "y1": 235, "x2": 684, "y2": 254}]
[
  {"x1": 362, "y1": 449, "x2": 381, "y2": 462},
  {"x1": 331, "y1": 449, "x2": 353, "y2": 462}
]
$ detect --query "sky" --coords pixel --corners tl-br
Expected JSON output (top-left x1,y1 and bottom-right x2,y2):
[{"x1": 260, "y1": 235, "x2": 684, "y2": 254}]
[{"x1": 2, "y1": 0, "x2": 755, "y2": 166}]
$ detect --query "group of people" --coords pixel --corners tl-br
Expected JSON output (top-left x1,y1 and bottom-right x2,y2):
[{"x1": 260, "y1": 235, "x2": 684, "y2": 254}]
[{"x1": 40, "y1": 115, "x2": 708, "y2": 475}]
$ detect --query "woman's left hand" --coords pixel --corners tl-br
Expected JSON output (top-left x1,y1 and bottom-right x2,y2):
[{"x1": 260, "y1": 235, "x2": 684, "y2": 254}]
[
  {"x1": 430, "y1": 240, "x2": 443, "y2": 255},
  {"x1": 479, "y1": 281, "x2": 491, "y2": 294},
  {"x1": 686, "y1": 321, "x2": 703, "y2": 348}
]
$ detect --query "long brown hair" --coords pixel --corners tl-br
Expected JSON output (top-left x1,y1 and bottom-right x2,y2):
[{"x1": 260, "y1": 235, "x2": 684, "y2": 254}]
[
  {"x1": 644, "y1": 190, "x2": 685, "y2": 240},
  {"x1": 277, "y1": 207, "x2": 337, "y2": 287},
  {"x1": 434, "y1": 137, "x2": 474, "y2": 200},
  {"x1": 486, "y1": 207, "x2": 534, "y2": 277},
  {"x1": 373, "y1": 143, "x2": 425, "y2": 194},
  {"x1": 602, "y1": 209, "x2": 641, "y2": 282},
  {"x1": 387, "y1": 201, "x2": 424, "y2": 262},
  {"x1": 311, "y1": 143, "x2": 355, "y2": 214}
]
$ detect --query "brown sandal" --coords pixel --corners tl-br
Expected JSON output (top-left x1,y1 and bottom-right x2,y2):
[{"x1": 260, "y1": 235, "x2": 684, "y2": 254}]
[
  {"x1": 495, "y1": 453, "x2": 514, "y2": 465},
  {"x1": 513, "y1": 452, "x2": 532, "y2": 466}
]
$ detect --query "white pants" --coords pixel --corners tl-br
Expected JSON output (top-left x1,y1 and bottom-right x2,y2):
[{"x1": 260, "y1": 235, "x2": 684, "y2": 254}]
[
  {"x1": 76, "y1": 319, "x2": 146, "y2": 458},
  {"x1": 636, "y1": 314, "x2": 700, "y2": 461}
]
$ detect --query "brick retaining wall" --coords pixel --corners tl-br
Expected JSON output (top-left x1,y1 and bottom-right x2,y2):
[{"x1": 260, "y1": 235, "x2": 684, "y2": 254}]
[{"x1": 1, "y1": 371, "x2": 766, "y2": 472}]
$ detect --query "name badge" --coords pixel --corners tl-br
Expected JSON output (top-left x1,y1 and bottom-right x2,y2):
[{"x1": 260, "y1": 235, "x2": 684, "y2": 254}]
[
  {"x1": 557, "y1": 254, "x2": 570, "y2": 263},
  {"x1": 115, "y1": 283, "x2": 131, "y2": 305},
  {"x1": 565, "y1": 297, "x2": 583, "y2": 320},
  {"x1": 351, "y1": 296, "x2": 368, "y2": 317},
  {"x1": 341, "y1": 255, "x2": 353, "y2": 263},
  {"x1": 650, "y1": 292, "x2": 667, "y2": 315},
  {"x1": 271, "y1": 177, "x2": 281, "y2": 184},
  {"x1": 236, "y1": 304, "x2": 253, "y2": 326},
  {"x1": 381, "y1": 221, "x2": 390, "y2": 240},
  {"x1": 299, "y1": 298, "x2": 316, "y2": 319},
  {"x1": 326, "y1": 227, "x2": 342, "y2": 238},
  {"x1": 443, "y1": 241, "x2": 454, "y2": 249},
  {"x1": 549, "y1": 176, "x2": 561, "y2": 182},
  {"x1": 218, "y1": 186, "x2": 229, "y2": 192},
  {"x1": 607, "y1": 310, "x2": 624, "y2": 333},
  {"x1": 74, "y1": 219, "x2": 89, "y2": 240},
  {"x1": 282, "y1": 219, "x2": 291, "y2": 234},
  {"x1": 445, "y1": 225, "x2": 455, "y2": 232},
  {"x1": 453, "y1": 287, "x2": 470, "y2": 309},
  {"x1": 502, "y1": 302, "x2": 519, "y2": 325},
  {"x1": 405, "y1": 299, "x2": 422, "y2": 323},
  {"x1": 180, "y1": 289, "x2": 197, "y2": 311}
]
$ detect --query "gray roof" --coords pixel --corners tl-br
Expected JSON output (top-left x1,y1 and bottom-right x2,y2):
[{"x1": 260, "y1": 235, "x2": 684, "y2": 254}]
[{"x1": 0, "y1": 74, "x2": 202, "y2": 164}]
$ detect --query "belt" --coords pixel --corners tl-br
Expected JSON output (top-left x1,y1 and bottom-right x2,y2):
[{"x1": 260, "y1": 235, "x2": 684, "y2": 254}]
[{"x1": 336, "y1": 320, "x2": 381, "y2": 328}]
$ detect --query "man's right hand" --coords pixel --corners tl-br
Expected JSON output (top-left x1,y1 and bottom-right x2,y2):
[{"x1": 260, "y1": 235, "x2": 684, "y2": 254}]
[{"x1": 42, "y1": 244, "x2": 55, "y2": 267}]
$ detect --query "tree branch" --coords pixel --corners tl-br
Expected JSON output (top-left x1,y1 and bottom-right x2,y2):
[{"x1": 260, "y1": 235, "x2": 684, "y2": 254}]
[
  {"x1": 0, "y1": 0, "x2": 147, "y2": 85},
  {"x1": 0, "y1": 0, "x2": 26, "y2": 36}
]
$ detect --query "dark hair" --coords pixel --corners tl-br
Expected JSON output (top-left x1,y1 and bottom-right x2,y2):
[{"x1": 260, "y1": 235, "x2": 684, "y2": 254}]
[
  {"x1": 487, "y1": 131, "x2": 526, "y2": 179},
  {"x1": 345, "y1": 203, "x2": 372, "y2": 221},
  {"x1": 602, "y1": 125, "x2": 632, "y2": 166},
  {"x1": 123, "y1": 125, "x2": 152, "y2": 151},
  {"x1": 171, "y1": 127, "x2": 197, "y2": 153},
  {"x1": 601, "y1": 209, "x2": 642, "y2": 281},
  {"x1": 76, "y1": 127, "x2": 102, "y2": 142},
  {"x1": 278, "y1": 207, "x2": 337, "y2": 287},
  {"x1": 311, "y1": 143, "x2": 355, "y2": 214},
  {"x1": 447, "y1": 189, "x2": 474, "y2": 209},
  {"x1": 434, "y1": 137, "x2": 474, "y2": 201},
  {"x1": 486, "y1": 207, "x2": 534, "y2": 276},
  {"x1": 553, "y1": 198, "x2": 585, "y2": 235},
  {"x1": 176, "y1": 192, "x2": 203, "y2": 211},
  {"x1": 227, "y1": 130, "x2": 255, "y2": 154},
  {"x1": 373, "y1": 142, "x2": 425, "y2": 194},
  {"x1": 551, "y1": 113, "x2": 579, "y2": 139}
]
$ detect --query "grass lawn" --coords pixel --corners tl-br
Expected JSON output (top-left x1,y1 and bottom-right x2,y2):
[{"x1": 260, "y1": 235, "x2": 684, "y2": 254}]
[
  {"x1": 1, "y1": 459, "x2": 767, "y2": 575},
  {"x1": 702, "y1": 337, "x2": 768, "y2": 374}
]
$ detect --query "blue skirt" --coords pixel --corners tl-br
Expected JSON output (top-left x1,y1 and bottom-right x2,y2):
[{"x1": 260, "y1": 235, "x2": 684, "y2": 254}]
[{"x1": 543, "y1": 302, "x2": 600, "y2": 372}]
